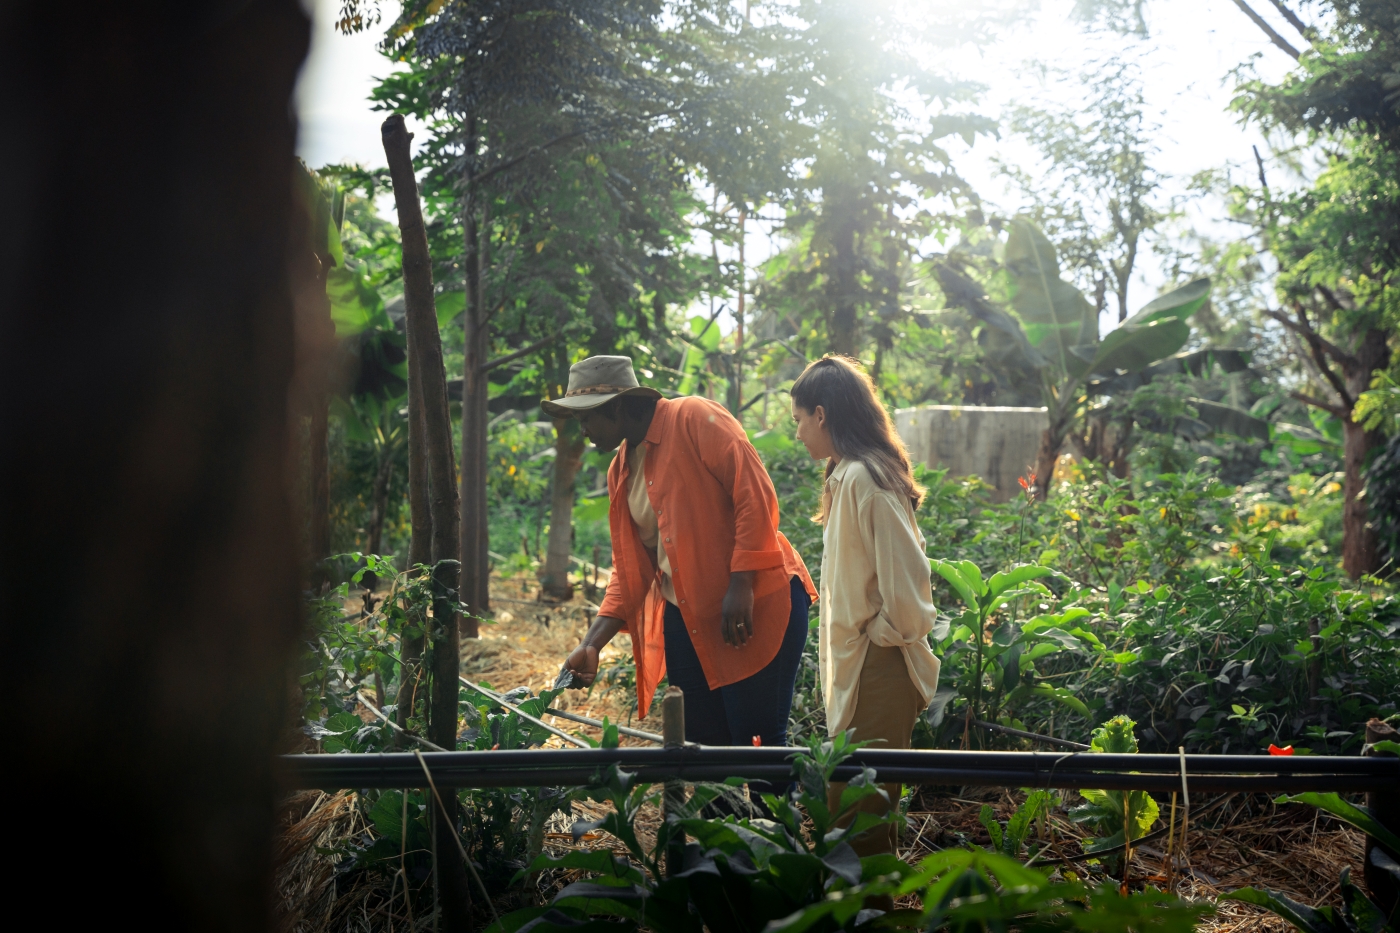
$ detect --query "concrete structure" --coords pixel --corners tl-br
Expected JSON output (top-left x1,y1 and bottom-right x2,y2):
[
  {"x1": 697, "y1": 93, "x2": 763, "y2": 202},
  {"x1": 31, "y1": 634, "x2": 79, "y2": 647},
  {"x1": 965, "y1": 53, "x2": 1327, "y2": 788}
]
[{"x1": 894, "y1": 405, "x2": 1048, "y2": 503}]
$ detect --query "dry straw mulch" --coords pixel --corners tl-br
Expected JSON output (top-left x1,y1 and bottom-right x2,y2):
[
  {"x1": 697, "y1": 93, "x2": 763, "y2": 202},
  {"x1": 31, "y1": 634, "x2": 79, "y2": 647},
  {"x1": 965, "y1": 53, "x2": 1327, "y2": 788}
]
[{"x1": 276, "y1": 571, "x2": 1372, "y2": 933}]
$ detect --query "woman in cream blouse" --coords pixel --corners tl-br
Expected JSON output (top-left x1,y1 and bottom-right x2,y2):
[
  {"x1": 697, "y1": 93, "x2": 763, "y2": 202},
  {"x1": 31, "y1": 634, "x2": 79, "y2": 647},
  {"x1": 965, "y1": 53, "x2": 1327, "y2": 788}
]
[{"x1": 790, "y1": 355, "x2": 943, "y2": 864}]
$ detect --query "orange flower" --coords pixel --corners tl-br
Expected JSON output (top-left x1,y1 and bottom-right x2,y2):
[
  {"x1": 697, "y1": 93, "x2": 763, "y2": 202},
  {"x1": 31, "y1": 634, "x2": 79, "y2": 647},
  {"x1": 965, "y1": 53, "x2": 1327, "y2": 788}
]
[{"x1": 1268, "y1": 744, "x2": 1294, "y2": 756}]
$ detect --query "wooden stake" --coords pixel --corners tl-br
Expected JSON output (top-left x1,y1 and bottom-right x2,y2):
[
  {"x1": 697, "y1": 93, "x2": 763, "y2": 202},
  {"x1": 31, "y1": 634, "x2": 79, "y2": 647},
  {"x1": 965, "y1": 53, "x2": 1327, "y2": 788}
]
[
  {"x1": 662, "y1": 686, "x2": 686, "y2": 875},
  {"x1": 1177, "y1": 747, "x2": 1192, "y2": 882}
]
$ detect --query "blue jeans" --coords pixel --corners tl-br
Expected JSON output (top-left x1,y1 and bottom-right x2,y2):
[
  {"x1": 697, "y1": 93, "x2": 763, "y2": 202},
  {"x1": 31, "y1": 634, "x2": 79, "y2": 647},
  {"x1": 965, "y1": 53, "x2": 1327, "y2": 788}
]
[{"x1": 662, "y1": 576, "x2": 811, "y2": 748}]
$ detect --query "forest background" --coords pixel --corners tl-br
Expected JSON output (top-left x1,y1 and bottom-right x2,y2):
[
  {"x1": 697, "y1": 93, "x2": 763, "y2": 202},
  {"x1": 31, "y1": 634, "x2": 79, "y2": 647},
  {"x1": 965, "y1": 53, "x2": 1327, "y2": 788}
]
[{"x1": 295, "y1": 0, "x2": 1400, "y2": 757}]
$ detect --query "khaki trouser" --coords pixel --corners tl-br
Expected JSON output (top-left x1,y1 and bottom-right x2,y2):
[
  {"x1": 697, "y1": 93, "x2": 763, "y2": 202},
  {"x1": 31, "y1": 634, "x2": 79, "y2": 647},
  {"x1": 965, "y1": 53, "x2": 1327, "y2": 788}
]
[{"x1": 826, "y1": 643, "x2": 924, "y2": 858}]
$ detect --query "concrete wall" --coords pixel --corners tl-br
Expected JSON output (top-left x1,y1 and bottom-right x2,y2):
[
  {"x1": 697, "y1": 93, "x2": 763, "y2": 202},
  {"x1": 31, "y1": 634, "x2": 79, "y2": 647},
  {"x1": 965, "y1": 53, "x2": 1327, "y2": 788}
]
[{"x1": 894, "y1": 405, "x2": 1047, "y2": 502}]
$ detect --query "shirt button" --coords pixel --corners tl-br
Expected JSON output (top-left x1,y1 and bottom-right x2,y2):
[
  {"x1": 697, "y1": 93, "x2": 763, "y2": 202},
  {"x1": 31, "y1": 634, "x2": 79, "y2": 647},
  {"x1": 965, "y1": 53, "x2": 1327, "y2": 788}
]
[
  {"x1": 691, "y1": 629, "x2": 697, "y2": 634},
  {"x1": 648, "y1": 481, "x2": 653, "y2": 486},
  {"x1": 665, "y1": 537, "x2": 671, "y2": 542},
  {"x1": 680, "y1": 599, "x2": 686, "y2": 604}
]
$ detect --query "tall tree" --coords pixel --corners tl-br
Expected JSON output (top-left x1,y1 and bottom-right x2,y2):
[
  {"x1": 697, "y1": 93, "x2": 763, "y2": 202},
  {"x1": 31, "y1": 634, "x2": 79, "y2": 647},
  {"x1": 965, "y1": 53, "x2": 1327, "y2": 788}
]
[
  {"x1": 758, "y1": 0, "x2": 996, "y2": 362},
  {"x1": 358, "y1": 0, "x2": 795, "y2": 620},
  {"x1": 1254, "y1": 139, "x2": 1396, "y2": 577}
]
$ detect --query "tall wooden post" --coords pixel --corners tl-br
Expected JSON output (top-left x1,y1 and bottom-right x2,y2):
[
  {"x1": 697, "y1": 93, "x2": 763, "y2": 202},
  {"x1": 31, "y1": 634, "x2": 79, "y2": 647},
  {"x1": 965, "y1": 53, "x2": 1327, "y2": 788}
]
[
  {"x1": 382, "y1": 113, "x2": 472, "y2": 932},
  {"x1": 662, "y1": 686, "x2": 686, "y2": 876}
]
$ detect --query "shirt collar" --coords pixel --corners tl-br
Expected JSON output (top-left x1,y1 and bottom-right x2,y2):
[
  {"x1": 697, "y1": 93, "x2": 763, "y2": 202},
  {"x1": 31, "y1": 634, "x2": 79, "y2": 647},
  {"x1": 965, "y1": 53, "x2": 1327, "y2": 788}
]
[
  {"x1": 828, "y1": 457, "x2": 856, "y2": 484},
  {"x1": 643, "y1": 397, "x2": 672, "y2": 446}
]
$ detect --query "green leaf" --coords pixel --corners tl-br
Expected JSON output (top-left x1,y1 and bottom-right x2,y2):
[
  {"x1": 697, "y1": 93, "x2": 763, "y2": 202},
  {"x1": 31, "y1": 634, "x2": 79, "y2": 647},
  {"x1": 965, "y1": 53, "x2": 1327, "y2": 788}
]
[
  {"x1": 435, "y1": 290, "x2": 466, "y2": 329},
  {"x1": 1122, "y1": 277, "x2": 1211, "y2": 328},
  {"x1": 932, "y1": 560, "x2": 981, "y2": 610},
  {"x1": 1275, "y1": 793, "x2": 1400, "y2": 853},
  {"x1": 1223, "y1": 888, "x2": 1342, "y2": 933},
  {"x1": 1191, "y1": 398, "x2": 1272, "y2": 441},
  {"x1": 987, "y1": 564, "x2": 1054, "y2": 600},
  {"x1": 1088, "y1": 317, "x2": 1190, "y2": 376},
  {"x1": 1089, "y1": 715, "x2": 1139, "y2": 753},
  {"x1": 1004, "y1": 218, "x2": 1098, "y2": 378},
  {"x1": 326, "y1": 266, "x2": 390, "y2": 337},
  {"x1": 1029, "y1": 685, "x2": 1091, "y2": 718}
]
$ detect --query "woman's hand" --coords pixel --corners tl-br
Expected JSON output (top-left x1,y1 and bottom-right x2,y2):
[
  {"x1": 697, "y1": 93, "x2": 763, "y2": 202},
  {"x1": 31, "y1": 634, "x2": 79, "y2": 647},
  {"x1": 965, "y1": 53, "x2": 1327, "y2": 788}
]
[
  {"x1": 562, "y1": 615, "x2": 625, "y2": 686},
  {"x1": 721, "y1": 571, "x2": 756, "y2": 647},
  {"x1": 564, "y1": 643, "x2": 601, "y2": 686}
]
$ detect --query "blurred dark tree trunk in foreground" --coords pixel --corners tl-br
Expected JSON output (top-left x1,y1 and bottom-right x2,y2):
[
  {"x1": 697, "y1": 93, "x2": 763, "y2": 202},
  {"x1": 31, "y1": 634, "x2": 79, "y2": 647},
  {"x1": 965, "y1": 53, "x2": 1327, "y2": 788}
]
[{"x1": 2, "y1": 1, "x2": 310, "y2": 929}]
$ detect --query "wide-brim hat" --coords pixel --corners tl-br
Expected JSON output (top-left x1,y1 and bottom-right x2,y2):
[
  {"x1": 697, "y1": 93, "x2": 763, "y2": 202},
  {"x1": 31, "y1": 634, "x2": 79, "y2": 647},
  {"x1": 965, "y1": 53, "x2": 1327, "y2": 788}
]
[{"x1": 540, "y1": 355, "x2": 662, "y2": 418}]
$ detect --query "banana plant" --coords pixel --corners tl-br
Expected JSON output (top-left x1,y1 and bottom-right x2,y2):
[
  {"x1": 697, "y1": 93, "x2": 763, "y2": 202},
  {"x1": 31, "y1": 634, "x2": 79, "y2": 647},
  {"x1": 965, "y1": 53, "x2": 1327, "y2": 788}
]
[
  {"x1": 931, "y1": 561, "x2": 1091, "y2": 737},
  {"x1": 941, "y1": 218, "x2": 1218, "y2": 496}
]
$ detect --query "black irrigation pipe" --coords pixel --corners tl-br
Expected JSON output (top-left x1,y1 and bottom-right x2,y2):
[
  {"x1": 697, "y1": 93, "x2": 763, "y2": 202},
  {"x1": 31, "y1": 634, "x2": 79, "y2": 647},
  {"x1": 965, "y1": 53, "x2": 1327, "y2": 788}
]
[{"x1": 280, "y1": 747, "x2": 1399, "y2": 794}]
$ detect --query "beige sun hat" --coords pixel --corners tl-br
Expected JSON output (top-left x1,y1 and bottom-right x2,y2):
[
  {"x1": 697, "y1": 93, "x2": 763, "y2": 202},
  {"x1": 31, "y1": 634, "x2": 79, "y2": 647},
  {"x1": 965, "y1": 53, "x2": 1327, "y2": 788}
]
[{"x1": 540, "y1": 355, "x2": 662, "y2": 418}]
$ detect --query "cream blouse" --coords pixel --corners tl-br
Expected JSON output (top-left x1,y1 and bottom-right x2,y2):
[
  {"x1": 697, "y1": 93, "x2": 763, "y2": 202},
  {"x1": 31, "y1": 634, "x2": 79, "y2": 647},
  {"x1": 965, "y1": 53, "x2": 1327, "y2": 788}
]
[{"x1": 818, "y1": 458, "x2": 944, "y2": 735}]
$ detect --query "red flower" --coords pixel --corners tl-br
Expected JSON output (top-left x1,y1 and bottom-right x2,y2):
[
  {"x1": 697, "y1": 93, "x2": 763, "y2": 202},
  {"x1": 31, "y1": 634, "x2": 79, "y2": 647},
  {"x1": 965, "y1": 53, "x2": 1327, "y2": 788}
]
[
  {"x1": 1268, "y1": 744, "x2": 1294, "y2": 756},
  {"x1": 752, "y1": 735, "x2": 762, "y2": 747},
  {"x1": 1018, "y1": 473, "x2": 1037, "y2": 491}
]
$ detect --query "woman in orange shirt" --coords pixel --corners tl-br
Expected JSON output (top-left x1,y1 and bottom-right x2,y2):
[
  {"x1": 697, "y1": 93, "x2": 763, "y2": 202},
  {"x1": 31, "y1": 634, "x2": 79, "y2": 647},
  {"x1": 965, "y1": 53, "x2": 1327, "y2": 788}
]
[{"x1": 544, "y1": 356, "x2": 817, "y2": 751}]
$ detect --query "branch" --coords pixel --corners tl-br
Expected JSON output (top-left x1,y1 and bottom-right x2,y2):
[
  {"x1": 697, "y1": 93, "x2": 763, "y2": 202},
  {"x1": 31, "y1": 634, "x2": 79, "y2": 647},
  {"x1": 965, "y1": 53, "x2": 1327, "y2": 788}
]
[
  {"x1": 483, "y1": 335, "x2": 556, "y2": 373},
  {"x1": 1263, "y1": 307, "x2": 1357, "y2": 369},
  {"x1": 1229, "y1": 0, "x2": 1302, "y2": 59},
  {"x1": 1290, "y1": 391, "x2": 1348, "y2": 419},
  {"x1": 469, "y1": 129, "x2": 590, "y2": 189},
  {"x1": 1266, "y1": 0, "x2": 1314, "y2": 41},
  {"x1": 467, "y1": 108, "x2": 686, "y2": 190}
]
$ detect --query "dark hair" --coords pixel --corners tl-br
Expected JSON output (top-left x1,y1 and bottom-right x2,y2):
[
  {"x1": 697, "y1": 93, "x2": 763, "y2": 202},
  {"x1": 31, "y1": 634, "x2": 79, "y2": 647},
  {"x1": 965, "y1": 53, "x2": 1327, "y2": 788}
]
[{"x1": 790, "y1": 355, "x2": 924, "y2": 522}]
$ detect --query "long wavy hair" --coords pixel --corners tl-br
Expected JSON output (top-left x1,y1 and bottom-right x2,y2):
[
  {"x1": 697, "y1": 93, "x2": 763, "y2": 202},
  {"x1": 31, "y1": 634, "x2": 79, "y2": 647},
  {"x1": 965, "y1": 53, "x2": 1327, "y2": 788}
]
[{"x1": 790, "y1": 355, "x2": 925, "y2": 523}]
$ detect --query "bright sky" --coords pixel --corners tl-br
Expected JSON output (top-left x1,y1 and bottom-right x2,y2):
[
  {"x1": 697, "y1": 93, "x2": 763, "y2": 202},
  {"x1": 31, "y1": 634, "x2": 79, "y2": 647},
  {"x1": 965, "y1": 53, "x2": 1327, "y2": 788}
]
[{"x1": 294, "y1": 0, "x2": 1306, "y2": 329}]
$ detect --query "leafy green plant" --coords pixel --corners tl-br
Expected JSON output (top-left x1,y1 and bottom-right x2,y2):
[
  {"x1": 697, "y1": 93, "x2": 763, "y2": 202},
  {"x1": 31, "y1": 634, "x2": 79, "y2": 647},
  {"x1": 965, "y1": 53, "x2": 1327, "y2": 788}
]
[
  {"x1": 765, "y1": 844, "x2": 1210, "y2": 933},
  {"x1": 1068, "y1": 716, "x2": 1160, "y2": 855},
  {"x1": 979, "y1": 789, "x2": 1056, "y2": 860},
  {"x1": 488, "y1": 731, "x2": 900, "y2": 933},
  {"x1": 1225, "y1": 792, "x2": 1400, "y2": 932},
  {"x1": 931, "y1": 560, "x2": 1090, "y2": 740}
]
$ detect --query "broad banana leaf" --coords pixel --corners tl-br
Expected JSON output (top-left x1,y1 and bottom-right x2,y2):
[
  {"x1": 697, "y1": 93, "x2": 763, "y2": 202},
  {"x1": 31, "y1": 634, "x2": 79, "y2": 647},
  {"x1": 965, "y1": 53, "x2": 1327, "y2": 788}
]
[
  {"x1": 1003, "y1": 219, "x2": 1097, "y2": 378},
  {"x1": 1088, "y1": 347, "x2": 1253, "y2": 395},
  {"x1": 1084, "y1": 277, "x2": 1212, "y2": 376},
  {"x1": 1190, "y1": 398, "x2": 1271, "y2": 441},
  {"x1": 1085, "y1": 317, "x2": 1191, "y2": 376},
  {"x1": 1122, "y1": 277, "x2": 1210, "y2": 327},
  {"x1": 932, "y1": 260, "x2": 1046, "y2": 369},
  {"x1": 327, "y1": 266, "x2": 392, "y2": 337}
]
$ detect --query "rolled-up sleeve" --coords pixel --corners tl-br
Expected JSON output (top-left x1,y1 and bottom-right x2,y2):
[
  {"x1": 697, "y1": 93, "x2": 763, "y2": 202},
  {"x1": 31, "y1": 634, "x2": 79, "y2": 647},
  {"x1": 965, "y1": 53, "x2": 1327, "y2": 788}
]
[
  {"x1": 693, "y1": 408, "x2": 786, "y2": 573},
  {"x1": 860, "y1": 490, "x2": 937, "y2": 648}
]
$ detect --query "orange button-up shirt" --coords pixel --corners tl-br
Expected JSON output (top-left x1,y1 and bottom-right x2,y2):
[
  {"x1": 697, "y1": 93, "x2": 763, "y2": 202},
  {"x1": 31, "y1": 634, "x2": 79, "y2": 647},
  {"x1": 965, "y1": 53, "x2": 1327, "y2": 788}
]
[{"x1": 598, "y1": 397, "x2": 816, "y2": 719}]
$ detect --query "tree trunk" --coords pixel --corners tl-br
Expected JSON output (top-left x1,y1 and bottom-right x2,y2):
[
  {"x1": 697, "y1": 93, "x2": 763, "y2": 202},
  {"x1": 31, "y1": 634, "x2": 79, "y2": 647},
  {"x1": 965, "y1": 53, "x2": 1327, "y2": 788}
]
[
  {"x1": 6, "y1": 0, "x2": 310, "y2": 926},
  {"x1": 397, "y1": 364, "x2": 432, "y2": 734},
  {"x1": 366, "y1": 454, "x2": 393, "y2": 559},
  {"x1": 830, "y1": 205, "x2": 859, "y2": 357},
  {"x1": 1341, "y1": 327, "x2": 1389, "y2": 579},
  {"x1": 362, "y1": 451, "x2": 393, "y2": 592},
  {"x1": 383, "y1": 114, "x2": 473, "y2": 929},
  {"x1": 1342, "y1": 416, "x2": 1383, "y2": 578},
  {"x1": 540, "y1": 418, "x2": 585, "y2": 599},
  {"x1": 459, "y1": 165, "x2": 489, "y2": 637},
  {"x1": 1033, "y1": 428, "x2": 1060, "y2": 502}
]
